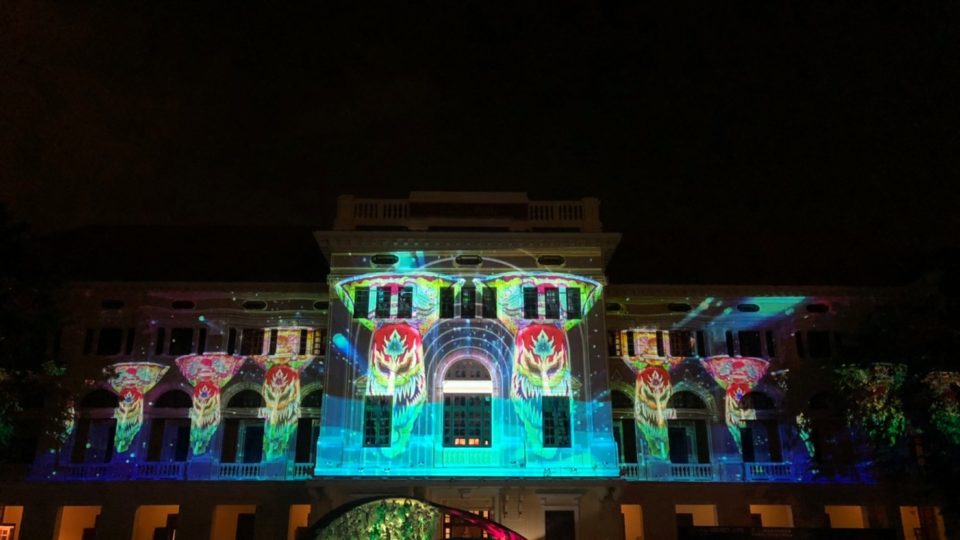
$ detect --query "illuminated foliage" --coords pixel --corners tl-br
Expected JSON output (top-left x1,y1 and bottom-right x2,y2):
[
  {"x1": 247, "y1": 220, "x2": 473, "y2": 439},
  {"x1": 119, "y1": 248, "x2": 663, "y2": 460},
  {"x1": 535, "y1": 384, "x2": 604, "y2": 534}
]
[
  {"x1": 104, "y1": 362, "x2": 169, "y2": 453},
  {"x1": 315, "y1": 498, "x2": 440, "y2": 540},
  {"x1": 700, "y1": 356, "x2": 769, "y2": 451},
  {"x1": 835, "y1": 363, "x2": 907, "y2": 447},
  {"x1": 175, "y1": 354, "x2": 246, "y2": 455},
  {"x1": 924, "y1": 371, "x2": 960, "y2": 444}
]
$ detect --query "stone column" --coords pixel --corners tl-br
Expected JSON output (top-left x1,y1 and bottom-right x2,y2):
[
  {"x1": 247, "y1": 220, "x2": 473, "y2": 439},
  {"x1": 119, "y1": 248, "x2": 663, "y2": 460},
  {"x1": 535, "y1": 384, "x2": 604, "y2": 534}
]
[
  {"x1": 95, "y1": 500, "x2": 138, "y2": 540},
  {"x1": 18, "y1": 502, "x2": 60, "y2": 540}
]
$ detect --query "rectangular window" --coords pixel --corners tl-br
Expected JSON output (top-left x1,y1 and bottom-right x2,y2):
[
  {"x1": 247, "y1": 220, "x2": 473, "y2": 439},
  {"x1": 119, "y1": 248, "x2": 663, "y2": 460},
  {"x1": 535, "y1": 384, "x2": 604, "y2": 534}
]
[
  {"x1": 397, "y1": 286, "x2": 413, "y2": 318},
  {"x1": 83, "y1": 329, "x2": 95, "y2": 355},
  {"x1": 460, "y1": 286, "x2": 476, "y2": 319},
  {"x1": 738, "y1": 331, "x2": 763, "y2": 357},
  {"x1": 656, "y1": 331, "x2": 666, "y2": 357},
  {"x1": 353, "y1": 287, "x2": 370, "y2": 319},
  {"x1": 522, "y1": 287, "x2": 539, "y2": 319},
  {"x1": 625, "y1": 331, "x2": 636, "y2": 356},
  {"x1": 155, "y1": 328, "x2": 166, "y2": 355},
  {"x1": 542, "y1": 396, "x2": 571, "y2": 448},
  {"x1": 607, "y1": 330, "x2": 621, "y2": 356},
  {"x1": 696, "y1": 330, "x2": 708, "y2": 357},
  {"x1": 566, "y1": 287, "x2": 582, "y2": 320},
  {"x1": 725, "y1": 331, "x2": 735, "y2": 356},
  {"x1": 168, "y1": 328, "x2": 194, "y2": 356},
  {"x1": 440, "y1": 287, "x2": 455, "y2": 319},
  {"x1": 670, "y1": 331, "x2": 694, "y2": 357},
  {"x1": 227, "y1": 328, "x2": 237, "y2": 355},
  {"x1": 741, "y1": 420, "x2": 782, "y2": 462},
  {"x1": 299, "y1": 329, "x2": 309, "y2": 355},
  {"x1": 482, "y1": 287, "x2": 497, "y2": 318},
  {"x1": 375, "y1": 287, "x2": 392, "y2": 318},
  {"x1": 807, "y1": 331, "x2": 832, "y2": 358},
  {"x1": 363, "y1": 395, "x2": 393, "y2": 447},
  {"x1": 295, "y1": 418, "x2": 320, "y2": 463},
  {"x1": 96, "y1": 328, "x2": 123, "y2": 356},
  {"x1": 544, "y1": 287, "x2": 560, "y2": 319},
  {"x1": 268, "y1": 329, "x2": 279, "y2": 355},
  {"x1": 240, "y1": 329, "x2": 264, "y2": 356},
  {"x1": 765, "y1": 331, "x2": 776, "y2": 358},
  {"x1": 197, "y1": 328, "x2": 207, "y2": 354},
  {"x1": 124, "y1": 328, "x2": 136, "y2": 355},
  {"x1": 313, "y1": 329, "x2": 326, "y2": 356},
  {"x1": 443, "y1": 394, "x2": 492, "y2": 447}
]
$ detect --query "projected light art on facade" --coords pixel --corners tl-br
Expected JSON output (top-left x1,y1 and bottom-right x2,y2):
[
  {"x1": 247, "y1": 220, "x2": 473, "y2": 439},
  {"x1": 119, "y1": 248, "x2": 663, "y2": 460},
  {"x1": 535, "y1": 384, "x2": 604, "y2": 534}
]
[
  {"x1": 175, "y1": 353, "x2": 246, "y2": 455},
  {"x1": 925, "y1": 371, "x2": 960, "y2": 444},
  {"x1": 618, "y1": 330, "x2": 681, "y2": 461},
  {"x1": 836, "y1": 363, "x2": 907, "y2": 446},
  {"x1": 316, "y1": 267, "x2": 618, "y2": 477},
  {"x1": 700, "y1": 356, "x2": 769, "y2": 451},
  {"x1": 105, "y1": 362, "x2": 169, "y2": 453},
  {"x1": 251, "y1": 328, "x2": 318, "y2": 461}
]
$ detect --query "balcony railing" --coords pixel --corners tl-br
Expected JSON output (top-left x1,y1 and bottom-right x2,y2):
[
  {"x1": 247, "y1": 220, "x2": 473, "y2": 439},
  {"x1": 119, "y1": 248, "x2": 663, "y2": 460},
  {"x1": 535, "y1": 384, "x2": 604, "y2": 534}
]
[
  {"x1": 134, "y1": 462, "x2": 187, "y2": 480},
  {"x1": 669, "y1": 463, "x2": 715, "y2": 481},
  {"x1": 217, "y1": 463, "x2": 264, "y2": 480},
  {"x1": 289, "y1": 463, "x2": 314, "y2": 479},
  {"x1": 743, "y1": 462, "x2": 796, "y2": 481}
]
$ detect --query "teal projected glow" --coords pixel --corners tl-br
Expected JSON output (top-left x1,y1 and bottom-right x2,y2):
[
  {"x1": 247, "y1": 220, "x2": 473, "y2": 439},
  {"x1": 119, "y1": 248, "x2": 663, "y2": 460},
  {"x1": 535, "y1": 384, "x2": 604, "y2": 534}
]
[{"x1": 316, "y1": 269, "x2": 619, "y2": 477}]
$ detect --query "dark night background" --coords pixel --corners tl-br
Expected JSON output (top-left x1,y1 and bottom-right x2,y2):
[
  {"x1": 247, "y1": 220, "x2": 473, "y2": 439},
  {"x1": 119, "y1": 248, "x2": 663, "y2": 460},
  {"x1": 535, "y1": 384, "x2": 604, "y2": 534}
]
[{"x1": 1, "y1": 3, "x2": 958, "y2": 285}]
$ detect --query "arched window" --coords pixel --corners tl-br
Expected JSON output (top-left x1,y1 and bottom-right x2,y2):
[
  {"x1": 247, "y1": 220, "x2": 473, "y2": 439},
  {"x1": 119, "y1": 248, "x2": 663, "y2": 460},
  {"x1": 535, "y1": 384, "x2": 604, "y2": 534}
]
[
  {"x1": 668, "y1": 391, "x2": 707, "y2": 410},
  {"x1": 80, "y1": 389, "x2": 119, "y2": 409},
  {"x1": 442, "y1": 359, "x2": 492, "y2": 447},
  {"x1": 222, "y1": 389, "x2": 265, "y2": 464},
  {"x1": 154, "y1": 390, "x2": 191, "y2": 408},
  {"x1": 227, "y1": 389, "x2": 265, "y2": 408}
]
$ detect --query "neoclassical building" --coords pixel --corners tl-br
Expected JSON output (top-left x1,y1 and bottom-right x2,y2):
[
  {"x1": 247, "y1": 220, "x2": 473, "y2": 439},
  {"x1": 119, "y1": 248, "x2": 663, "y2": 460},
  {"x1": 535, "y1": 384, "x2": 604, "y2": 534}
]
[{"x1": 0, "y1": 192, "x2": 948, "y2": 540}]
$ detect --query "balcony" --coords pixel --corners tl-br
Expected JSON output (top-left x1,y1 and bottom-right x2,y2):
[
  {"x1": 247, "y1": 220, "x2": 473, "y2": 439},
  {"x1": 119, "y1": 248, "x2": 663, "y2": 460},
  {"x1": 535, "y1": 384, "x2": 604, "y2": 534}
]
[
  {"x1": 617, "y1": 461, "x2": 796, "y2": 482},
  {"x1": 30, "y1": 461, "x2": 316, "y2": 482}
]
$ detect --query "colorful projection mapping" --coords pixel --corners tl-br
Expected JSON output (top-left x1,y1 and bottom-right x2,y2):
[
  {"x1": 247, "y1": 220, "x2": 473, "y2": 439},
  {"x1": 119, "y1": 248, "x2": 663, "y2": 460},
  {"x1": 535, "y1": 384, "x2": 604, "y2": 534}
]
[
  {"x1": 105, "y1": 362, "x2": 169, "y2": 453},
  {"x1": 251, "y1": 328, "x2": 318, "y2": 461},
  {"x1": 175, "y1": 354, "x2": 246, "y2": 455},
  {"x1": 701, "y1": 355, "x2": 770, "y2": 451},
  {"x1": 617, "y1": 331, "x2": 680, "y2": 460},
  {"x1": 318, "y1": 269, "x2": 617, "y2": 477},
  {"x1": 836, "y1": 363, "x2": 906, "y2": 446}
]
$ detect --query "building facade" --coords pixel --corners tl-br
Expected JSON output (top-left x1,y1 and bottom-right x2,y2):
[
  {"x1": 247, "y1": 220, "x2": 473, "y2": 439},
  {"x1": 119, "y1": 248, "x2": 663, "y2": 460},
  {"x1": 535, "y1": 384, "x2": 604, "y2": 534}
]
[{"x1": 0, "y1": 193, "x2": 949, "y2": 540}]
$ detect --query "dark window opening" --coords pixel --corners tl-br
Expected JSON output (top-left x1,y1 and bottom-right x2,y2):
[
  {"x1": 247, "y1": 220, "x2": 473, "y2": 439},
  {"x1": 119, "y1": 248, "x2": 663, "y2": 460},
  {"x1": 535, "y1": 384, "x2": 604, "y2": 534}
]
[
  {"x1": 168, "y1": 328, "x2": 194, "y2": 356},
  {"x1": 670, "y1": 331, "x2": 694, "y2": 357},
  {"x1": 227, "y1": 328, "x2": 237, "y2": 355},
  {"x1": 375, "y1": 287, "x2": 392, "y2": 318},
  {"x1": 625, "y1": 331, "x2": 636, "y2": 356},
  {"x1": 523, "y1": 287, "x2": 539, "y2": 319},
  {"x1": 363, "y1": 395, "x2": 393, "y2": 447},
  {"x1": 696, "y1": 331, "x2": 707, "y2": 356},
  {"x1": 197, "y1": 328, "x2": 207, "y2": 354},
  {"x1": 154, "y1": 390, "x2": 191, "y2": 408},
  {"x1": 566, "y1": 288, "x2": 582, "y2": 320},
  {"x1": 268, "y1": 329, "x2": 279, "y2": 355},
  {"x1": 227, "y1": 390, "x2": 264, "y2": 408},
  {"x1": 96, "y1": 328, "x2": 124, "y2": 356},
  {"x1": 612, "y1": 391, "x2": 633, "y2": 409},
  {"x1": 668, "y1": 392, "x2": 706, "y2": 409},
  {"x1": 738, "y1": 331, "x2": 763, "y2": 357},
  {"x1": 807, "y1": 331, "x2": 832, "y2": 358},
  {"x1": 460, "y1": 286, "x2": 476, "y2": 319},
  {"x1": 544, "y1": 287, "x2": 560, "y2": 319},
  {"x1": 155, "y1": 328, "x2": 166, "y2": 355},
  {"x1": 482, "y1": 287, "x2": 497, "y2": 318},
  {"x1": 240, "y1": 329, "x2": 264, "y2": 356},
  {"x1": 299, "y1": 329, "x2": 309, "y2": 355},
  {"x1": 295, "y1": 418, "x2": 320, "y2": 463},
  {"x1": 397, "y1": 286, "x2": 413, "y2": 318},
  {"x1": 655, "y1": 331, "x2": 665, "y2": 357},
  {"x1": 542, "y1": 396, "x2": 571, "y2": 448},
  {"x1": 80, "y1": 389, "x2": 119, "y2": 409},
  {"x1": 741, "y1": 392, "x2": 775, "y2": 410},
  {"x1": 353, "y1": 287, "x2": 370, "y2": 319},
  {"x1": 440, "y1": 287, "x2": 455, "y2": 319},
  {"x1": 725, "y1": 331, "x2": 735, "y2": 356},
  {"x1": 124, "y1": 327, "x2": 136, "y2": 355}
]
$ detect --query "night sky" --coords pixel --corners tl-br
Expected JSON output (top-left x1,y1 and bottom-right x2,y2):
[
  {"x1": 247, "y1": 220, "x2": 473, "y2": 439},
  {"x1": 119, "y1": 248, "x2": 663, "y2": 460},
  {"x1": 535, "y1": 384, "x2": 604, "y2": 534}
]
[{"x1": 2, "y1": 3, "x2": 958, "y2": 285}]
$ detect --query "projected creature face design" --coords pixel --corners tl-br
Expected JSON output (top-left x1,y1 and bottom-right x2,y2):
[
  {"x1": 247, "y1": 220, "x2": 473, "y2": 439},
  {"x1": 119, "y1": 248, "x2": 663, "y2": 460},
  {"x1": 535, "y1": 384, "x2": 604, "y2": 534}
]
[
  {"x1": 700, "y1": 356, "x2": 769, "y2": 451},
  {"x1": 619, "y1": 331, "x2": 679, "y2": 461},
  {"x1": 176, "y1": 354, "x2": 246, "y2": 455},
  {"x1": 512, "y1": 324, "x2": 570, "y2": 456},
  {"x1": 105, "y1": 362, "x2": 169, "y2": 453},
  {"x1": 251, "y1": 328, "x2": 316, "y2": 461},
  {"x1": 368, "y1": 323, "x2": 426, "y2": 457}
]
